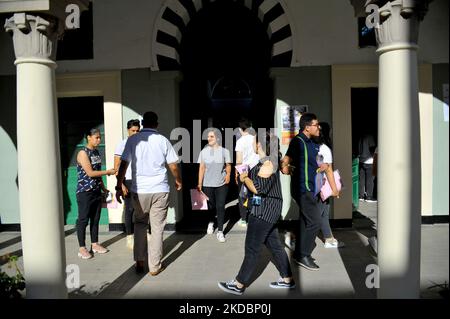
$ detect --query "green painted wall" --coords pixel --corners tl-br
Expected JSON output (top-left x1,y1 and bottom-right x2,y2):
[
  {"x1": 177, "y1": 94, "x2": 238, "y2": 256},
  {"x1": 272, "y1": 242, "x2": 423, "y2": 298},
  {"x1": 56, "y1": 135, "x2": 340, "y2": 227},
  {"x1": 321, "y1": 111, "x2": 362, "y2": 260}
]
[
  {"x1": 432, "y1": 63, "x2": 449, "y2": 216},
  {"x1": 0, "y1": 75, "x2": 19, "y2": 224}
]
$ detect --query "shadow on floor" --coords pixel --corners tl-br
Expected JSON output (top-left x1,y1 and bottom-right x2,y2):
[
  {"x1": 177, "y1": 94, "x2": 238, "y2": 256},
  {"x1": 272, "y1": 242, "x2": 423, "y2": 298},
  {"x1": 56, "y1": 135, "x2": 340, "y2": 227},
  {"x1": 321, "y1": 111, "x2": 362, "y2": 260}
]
[
  {"x1": 0, "y1": 227, "x2": 79, "y2": 266},
  {"x1": 162, "y1": 232, "x2": 205, "y2": 269},
  {"x1": 91, "y1": 231, "x2": 206, "y2": 298},
  {"x1": 0, "y1": 236, "x2": 22, "y2": 250},
  {"x1": 93, "y1": 266, "x2": 147, "y2": 298}
]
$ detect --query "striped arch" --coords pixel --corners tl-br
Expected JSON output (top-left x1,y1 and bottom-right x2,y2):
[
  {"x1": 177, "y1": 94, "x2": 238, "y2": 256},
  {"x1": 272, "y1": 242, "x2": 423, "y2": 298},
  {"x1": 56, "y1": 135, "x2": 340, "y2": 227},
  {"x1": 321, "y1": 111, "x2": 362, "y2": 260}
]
[{"x1": 151, "y1": 0, "x2": 294, "y2": 71}]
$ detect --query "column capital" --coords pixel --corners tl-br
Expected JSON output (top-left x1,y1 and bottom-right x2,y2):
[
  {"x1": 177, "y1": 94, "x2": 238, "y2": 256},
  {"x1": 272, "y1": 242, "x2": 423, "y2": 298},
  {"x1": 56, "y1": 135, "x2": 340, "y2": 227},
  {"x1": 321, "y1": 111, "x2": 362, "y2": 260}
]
[
  {"x1": 4, "y1": 13, "x2": 61, "y2": 65},
  {"x1": 373, "y1": 0, "x2": 431, "y2": 54}
]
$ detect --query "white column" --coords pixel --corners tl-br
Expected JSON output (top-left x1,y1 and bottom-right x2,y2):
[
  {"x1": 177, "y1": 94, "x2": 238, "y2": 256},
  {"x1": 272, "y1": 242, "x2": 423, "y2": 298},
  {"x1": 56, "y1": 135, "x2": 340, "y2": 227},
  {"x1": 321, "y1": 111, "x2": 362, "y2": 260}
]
[
  {"x1": 373, "y1": 0, "x2": 429, "y2": 299},
  {"x1": 5, "y1": 13, "x2": 67, "y2": 299}
]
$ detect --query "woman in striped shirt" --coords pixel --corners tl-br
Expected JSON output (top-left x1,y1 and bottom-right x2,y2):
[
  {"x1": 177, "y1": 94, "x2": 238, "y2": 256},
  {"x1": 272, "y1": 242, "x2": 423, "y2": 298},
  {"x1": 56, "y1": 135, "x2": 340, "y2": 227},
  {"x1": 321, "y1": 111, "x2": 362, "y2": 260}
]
[{"x1": 218, "y1": 132, "x2": 295, "y2": 295}]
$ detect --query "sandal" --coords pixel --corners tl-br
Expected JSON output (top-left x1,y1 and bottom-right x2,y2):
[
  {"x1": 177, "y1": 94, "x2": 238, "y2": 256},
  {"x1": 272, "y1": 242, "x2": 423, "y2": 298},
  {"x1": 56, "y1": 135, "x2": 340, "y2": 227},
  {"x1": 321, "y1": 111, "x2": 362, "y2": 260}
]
[
  {"x1": 78, "y1": 248, "x2": 93, "y2": 259},
  {"x1": 92, "y1": 245, "x2": 109, "y2": 254}
]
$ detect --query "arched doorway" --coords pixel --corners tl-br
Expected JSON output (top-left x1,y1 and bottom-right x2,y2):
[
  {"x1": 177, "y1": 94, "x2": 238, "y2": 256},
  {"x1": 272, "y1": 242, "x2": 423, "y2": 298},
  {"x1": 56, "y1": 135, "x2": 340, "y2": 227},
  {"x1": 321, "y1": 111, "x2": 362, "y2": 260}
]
[{"x1": 177, "y1": 0, "x2": 275, "y2": 230}]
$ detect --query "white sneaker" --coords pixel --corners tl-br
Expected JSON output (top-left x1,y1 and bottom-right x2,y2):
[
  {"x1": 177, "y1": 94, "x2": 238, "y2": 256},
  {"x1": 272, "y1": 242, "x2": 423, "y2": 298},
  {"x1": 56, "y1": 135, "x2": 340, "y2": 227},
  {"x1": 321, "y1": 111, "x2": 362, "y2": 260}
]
[
  {"x1": 207, "y1": 222, "x2": 214, "y2": 234},
  {"x1": 126, "y1": 235, "x2": 134, "y2": 250},
  {"x1": 324, "y1": 239, "x2": 345, "y2": 248},
  {"x1": 217, "y1": 231, "x2": 226, "y2": 243}
]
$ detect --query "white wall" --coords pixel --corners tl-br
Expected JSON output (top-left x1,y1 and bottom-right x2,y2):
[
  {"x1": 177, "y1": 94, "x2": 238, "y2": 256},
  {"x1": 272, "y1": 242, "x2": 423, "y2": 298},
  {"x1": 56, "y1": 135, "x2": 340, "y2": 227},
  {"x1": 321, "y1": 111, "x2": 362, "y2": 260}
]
[
  {"x1": 0, "y1": 0, "x2": 447, "y2": 75},
  {"x1": 285, "y1": 0, "x2": 448, "y2": 66}
]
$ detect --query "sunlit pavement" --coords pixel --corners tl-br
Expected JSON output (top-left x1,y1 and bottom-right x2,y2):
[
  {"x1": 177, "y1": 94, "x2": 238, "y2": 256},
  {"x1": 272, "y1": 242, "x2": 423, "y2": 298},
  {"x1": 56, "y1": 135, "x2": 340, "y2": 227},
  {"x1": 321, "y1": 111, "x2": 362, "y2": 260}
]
[{"x1": 1, "y1": 202, "x2": 448, "y2": 299}]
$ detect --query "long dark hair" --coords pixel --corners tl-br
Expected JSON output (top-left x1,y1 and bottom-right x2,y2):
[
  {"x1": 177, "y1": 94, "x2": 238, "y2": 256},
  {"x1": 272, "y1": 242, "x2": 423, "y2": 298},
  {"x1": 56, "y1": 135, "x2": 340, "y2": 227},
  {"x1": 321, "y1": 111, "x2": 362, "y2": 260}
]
[{"x1": 316, "y1": 122, "x2": 332, "y2": 149}]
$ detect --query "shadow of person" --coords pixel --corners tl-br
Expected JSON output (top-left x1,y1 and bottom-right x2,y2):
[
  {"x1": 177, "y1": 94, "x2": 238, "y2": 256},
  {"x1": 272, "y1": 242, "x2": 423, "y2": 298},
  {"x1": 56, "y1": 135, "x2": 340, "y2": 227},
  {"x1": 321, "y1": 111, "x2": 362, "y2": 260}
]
[
  {"x1": 94, "y1": 266, "x2": 148, "y2": 298},
  {"x1": 223, "y1": 202, "x2": 242, "y2": 235},
  {"x1": 352, "y1": 210, "x2": 377, "y2": 239},
  {"x1": 94, "y1": 232, "x2": 206, "y2": 298},
  {"x1": 161, "y1": 232, "x2": 205, "y2": 269},
  {"x1": 99, "y1": 232, "x2": 127, "y2": 248}
]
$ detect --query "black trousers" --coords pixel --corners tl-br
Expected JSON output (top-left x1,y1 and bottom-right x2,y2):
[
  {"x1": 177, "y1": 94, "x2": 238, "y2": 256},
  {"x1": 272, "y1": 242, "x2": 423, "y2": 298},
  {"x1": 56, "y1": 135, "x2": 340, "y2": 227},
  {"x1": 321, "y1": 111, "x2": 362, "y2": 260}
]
[
  {"x1": 76, "y1": 190, "x2": 102, "y2": 247},
  {"x1": 203, "y1": 184, "x2": 228, "y2": 232},
  {"x1": 236, "y1": 214, "x2": 292, "y2": 286},
  {"x1": 123, "y1": 180, "x2": 134, "y2": 235},
  {"x1": 359, "y1": 163, "x2": 374, "y2": 200},
  {"x1": 293, "y1": 192, "x2": 322, "y2": 259}
]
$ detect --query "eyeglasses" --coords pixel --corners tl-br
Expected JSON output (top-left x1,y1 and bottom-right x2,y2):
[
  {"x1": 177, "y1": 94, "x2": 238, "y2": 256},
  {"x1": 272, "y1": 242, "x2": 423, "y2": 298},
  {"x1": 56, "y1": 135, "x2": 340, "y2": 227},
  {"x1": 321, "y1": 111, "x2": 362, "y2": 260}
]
[{"x1": 308, "y1": 123, "x2": 320, "y2": 128}]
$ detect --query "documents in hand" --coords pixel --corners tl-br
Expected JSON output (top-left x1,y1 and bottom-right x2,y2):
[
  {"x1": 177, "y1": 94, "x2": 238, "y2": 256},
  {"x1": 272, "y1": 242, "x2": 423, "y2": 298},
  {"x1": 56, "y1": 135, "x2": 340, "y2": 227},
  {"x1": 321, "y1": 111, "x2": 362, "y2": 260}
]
[{"x1": 235, "y1": 164, "x2": 249, "y2": 174}]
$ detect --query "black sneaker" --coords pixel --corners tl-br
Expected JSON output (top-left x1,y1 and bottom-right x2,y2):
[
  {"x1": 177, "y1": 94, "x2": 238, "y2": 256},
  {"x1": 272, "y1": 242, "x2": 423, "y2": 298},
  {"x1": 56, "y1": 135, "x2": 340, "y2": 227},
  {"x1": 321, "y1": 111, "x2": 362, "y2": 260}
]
[
  {"x1": 269, "y1": 278, "x2": 296, "y2": 289},
  {"x1": 218, "y1": 280, "x2": 245, "y2": 295},
  {"x1": 295, "y1": 256, "x2": 319, "y2": 271}
]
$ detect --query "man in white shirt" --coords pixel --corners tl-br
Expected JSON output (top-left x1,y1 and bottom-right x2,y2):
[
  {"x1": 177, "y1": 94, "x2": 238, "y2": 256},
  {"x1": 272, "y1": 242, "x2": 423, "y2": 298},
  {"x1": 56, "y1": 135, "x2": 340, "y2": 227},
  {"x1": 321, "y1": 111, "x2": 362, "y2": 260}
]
[
  {"x1": 114, "y1": 119, "x2": 140, "y2": 250},
  {"x1": 116, "y1": 112, "x2": 182, "y2": 276},
  {"x1": 235, "y1": 118, "x2": 259, "y2": 227}
]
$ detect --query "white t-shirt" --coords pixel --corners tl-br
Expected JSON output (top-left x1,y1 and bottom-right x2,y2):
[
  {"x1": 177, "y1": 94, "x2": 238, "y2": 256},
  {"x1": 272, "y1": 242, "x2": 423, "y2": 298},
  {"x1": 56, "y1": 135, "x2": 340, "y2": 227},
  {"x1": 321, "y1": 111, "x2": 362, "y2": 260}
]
[
  {"x1": 318, "y1": 144, "x2": 333, "y2": 164},
  {"x1": 235, "y1": 134, "x2": 259, "y2": 169},
  {"x1": 121, "y1": 128, "x2": 179, "y2": 194},
  {"x1": 114, "y1": 138, "x2": 132, "y2": 180}
]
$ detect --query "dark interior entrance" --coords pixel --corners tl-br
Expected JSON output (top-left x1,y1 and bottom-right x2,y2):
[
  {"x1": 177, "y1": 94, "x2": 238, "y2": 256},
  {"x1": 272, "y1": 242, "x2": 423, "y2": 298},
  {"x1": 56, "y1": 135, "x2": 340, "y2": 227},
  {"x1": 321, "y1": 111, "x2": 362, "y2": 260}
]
[
  {"x1": 351, "y1": 88, "x2": 378, "y2": 202},
  {"x1": 177, "y1": 1, "x2": 274, "y2": 231},
  {"x1": 58, "y1": 96, "x2": 108, "y2": 225}
]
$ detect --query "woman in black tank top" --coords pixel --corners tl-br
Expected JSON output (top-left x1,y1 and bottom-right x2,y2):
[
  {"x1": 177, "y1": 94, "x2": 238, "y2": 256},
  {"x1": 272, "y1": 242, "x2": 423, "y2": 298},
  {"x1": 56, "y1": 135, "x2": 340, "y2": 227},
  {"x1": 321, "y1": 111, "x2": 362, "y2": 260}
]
[{"x1": 75, "y1": 128, "x2": 116, "y2": 259}]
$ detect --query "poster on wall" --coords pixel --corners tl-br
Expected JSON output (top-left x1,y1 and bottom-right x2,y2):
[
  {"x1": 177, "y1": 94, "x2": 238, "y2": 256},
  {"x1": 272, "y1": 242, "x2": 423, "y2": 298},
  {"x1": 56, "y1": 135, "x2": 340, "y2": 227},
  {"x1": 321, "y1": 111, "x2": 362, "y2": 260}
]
[
  {"x1": 280, "y1": 105, "x2": 309, "y2": 145},
  {"x1": 443, "y1": 84, "x2": 449, "y2": 122}
]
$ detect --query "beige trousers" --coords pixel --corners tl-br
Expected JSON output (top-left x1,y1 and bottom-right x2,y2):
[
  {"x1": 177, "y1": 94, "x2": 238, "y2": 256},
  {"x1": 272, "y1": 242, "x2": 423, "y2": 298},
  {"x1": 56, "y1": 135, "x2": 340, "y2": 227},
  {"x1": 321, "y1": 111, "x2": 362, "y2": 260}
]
[{"x1": 132, "y1": 192, "x2": 169, "y2": 273}]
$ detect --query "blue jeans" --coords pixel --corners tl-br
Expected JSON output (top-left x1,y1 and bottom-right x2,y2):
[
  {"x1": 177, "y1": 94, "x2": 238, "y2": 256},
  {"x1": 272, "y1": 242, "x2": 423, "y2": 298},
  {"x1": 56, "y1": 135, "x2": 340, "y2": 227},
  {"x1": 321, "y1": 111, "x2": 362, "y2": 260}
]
[
  {"x1": 318, "y1": 199, "x2": 332, "y2": 239},
  {"x1": 236, "y1": 214, "x2": 292, "y2": 286}
]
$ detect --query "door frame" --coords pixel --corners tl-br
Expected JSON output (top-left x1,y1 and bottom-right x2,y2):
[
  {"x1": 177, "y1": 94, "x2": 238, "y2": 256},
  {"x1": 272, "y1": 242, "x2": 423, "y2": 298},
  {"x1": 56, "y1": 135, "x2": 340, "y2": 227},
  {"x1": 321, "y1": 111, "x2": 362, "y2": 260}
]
[
  {"x1": 56, "y1": 71, "x2": 123, "y2": 224},
  {"x1": 332, "y1": 65, "x2": 378, "y2": 221},
  {"x1": 331, "y1": 64, "x2": 434, "y2": 219}
]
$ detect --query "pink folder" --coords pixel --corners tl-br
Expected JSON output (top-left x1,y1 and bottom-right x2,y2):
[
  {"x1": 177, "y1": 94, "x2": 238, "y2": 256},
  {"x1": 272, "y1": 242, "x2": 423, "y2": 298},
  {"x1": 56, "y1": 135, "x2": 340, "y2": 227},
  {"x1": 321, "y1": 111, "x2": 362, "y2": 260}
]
[
  {"x1": 320, "y1": 170, "x2": 342, "y2": 201},
  {"x1": 190, "y1": 189, "x2": 209, "y2": 210}
]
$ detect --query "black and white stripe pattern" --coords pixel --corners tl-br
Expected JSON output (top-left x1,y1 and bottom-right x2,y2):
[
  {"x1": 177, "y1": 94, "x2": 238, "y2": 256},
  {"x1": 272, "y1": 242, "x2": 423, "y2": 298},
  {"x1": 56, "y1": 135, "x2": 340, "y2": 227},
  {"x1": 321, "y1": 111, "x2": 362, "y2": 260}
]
[
  {"x1": 249, "y1": 164, "x2": 283, "y2": 224},
  {"x1": 151, "y1": 0, "x2": 294, "y2": 71}
]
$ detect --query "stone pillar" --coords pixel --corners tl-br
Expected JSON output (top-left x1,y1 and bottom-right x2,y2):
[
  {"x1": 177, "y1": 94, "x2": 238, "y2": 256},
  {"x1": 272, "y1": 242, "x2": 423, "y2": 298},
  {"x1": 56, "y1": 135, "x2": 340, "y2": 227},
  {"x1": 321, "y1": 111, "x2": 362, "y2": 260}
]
[
  {"x1": 5, "y1": 13, "x2": 67, "y2": 298},
  {"x1": 373, "y1": 0, "x2": 429, "y2": 299}
]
